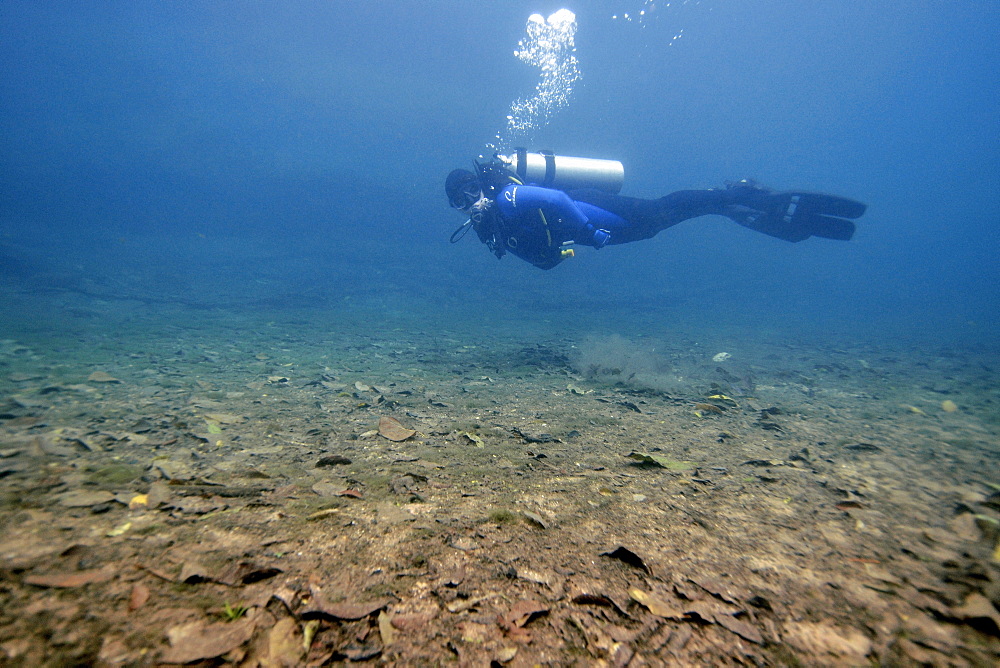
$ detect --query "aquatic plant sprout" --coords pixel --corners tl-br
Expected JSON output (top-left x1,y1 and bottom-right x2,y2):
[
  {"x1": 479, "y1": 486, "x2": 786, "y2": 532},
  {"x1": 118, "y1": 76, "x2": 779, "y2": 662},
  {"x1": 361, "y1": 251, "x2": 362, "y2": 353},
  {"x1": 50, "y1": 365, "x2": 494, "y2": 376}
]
[{"x1": 489, "y1": 9, "x2": 581, "y2": 153}]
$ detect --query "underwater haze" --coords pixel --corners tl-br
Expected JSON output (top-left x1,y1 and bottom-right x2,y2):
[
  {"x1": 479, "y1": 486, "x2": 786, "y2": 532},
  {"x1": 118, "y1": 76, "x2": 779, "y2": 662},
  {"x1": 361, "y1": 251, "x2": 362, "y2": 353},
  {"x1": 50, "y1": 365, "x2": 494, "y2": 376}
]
[{"x1": 2, "y1": 0, "x2": 998, "y2": 342}]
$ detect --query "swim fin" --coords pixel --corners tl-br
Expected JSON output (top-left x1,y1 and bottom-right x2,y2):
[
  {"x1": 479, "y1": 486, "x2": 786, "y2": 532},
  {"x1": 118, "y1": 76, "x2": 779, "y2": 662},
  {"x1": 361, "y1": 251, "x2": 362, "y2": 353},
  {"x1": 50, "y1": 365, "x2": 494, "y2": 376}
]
[{"x1": 725, "y1": 183, "x2": 866, "y2": 242}]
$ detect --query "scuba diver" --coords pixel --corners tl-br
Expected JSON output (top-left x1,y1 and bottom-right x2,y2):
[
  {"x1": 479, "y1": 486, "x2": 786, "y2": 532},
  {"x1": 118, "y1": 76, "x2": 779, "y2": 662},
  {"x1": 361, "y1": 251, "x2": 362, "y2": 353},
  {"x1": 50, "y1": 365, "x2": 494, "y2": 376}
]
[{"x1": 447, "y1": 150, "x2": 867, "y2": 270}]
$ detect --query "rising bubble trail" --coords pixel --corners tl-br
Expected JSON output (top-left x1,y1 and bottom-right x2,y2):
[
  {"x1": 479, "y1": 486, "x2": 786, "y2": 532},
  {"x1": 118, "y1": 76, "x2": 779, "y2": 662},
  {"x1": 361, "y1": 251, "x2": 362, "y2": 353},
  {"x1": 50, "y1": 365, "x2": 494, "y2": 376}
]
[{"x1": 490, "y1": 9, "x2": 581, "y2": 154}]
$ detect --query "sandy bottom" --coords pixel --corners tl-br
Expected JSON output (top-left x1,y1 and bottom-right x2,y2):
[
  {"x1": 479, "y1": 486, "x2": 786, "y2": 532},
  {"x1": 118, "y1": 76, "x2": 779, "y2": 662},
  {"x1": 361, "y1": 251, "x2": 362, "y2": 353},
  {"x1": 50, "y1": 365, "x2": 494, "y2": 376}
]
[{"x1": 1, "y1": 294, "x2": 998, "y2": 666}]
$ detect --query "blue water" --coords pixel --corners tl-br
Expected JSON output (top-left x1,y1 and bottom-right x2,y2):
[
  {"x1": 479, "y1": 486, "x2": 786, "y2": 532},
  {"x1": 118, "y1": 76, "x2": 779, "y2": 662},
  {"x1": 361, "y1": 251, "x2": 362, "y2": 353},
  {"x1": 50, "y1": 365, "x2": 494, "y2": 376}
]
[{"x1": 2, "y1": 0, "x2": 998, "y2": 345}]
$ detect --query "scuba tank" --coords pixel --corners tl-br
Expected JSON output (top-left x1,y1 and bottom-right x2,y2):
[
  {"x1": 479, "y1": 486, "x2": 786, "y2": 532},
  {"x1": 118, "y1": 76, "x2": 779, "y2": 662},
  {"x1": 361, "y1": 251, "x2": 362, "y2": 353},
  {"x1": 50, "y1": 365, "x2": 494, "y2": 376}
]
[{"x1": 495, "y1": 148, "x2": 624, "y2": 194}]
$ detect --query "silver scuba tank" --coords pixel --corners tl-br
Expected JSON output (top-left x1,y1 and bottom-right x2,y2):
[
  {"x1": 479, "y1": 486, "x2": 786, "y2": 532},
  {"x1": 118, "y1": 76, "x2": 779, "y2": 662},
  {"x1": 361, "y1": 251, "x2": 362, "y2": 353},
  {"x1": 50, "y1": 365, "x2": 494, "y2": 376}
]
[{"x1": 496, "y1": 149, "x2": 624, "y2": 194}]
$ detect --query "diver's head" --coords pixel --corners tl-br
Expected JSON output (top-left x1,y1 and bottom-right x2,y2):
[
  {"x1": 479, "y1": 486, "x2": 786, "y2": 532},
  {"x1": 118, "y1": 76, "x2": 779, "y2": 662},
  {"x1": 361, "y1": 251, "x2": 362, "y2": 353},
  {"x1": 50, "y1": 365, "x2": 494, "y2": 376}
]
[{"x1": 446, "y1": 169, "x2": 482, "y2": 211}]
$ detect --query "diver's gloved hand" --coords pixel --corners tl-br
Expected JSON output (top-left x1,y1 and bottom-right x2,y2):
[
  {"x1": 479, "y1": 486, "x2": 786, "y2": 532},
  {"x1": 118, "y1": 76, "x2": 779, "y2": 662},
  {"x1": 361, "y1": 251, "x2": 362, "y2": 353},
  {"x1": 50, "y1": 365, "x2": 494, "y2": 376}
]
[
  {"x1": 592, "y1": 229, "x2": 611, "y2": 249},
  {"x1": 724, "y1": 180, "x2": 866, "y2": 242}
]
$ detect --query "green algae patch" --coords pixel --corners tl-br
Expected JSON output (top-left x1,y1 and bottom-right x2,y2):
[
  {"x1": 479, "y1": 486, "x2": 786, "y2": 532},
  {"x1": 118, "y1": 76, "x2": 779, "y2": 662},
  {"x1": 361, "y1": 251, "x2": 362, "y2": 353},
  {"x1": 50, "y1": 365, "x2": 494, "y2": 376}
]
[
  {"x1": 488, "y1": 509, "x2": 519, "y2": 524},
  {"x1": 87, "y1": 464, "x2": 144, "y2": 485}
]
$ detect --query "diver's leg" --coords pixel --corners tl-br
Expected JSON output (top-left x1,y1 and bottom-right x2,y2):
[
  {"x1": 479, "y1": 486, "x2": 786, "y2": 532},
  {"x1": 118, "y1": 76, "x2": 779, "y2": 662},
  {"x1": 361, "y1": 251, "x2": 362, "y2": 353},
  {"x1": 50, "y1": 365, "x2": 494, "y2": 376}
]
[
  {"x1": 570, "y1": 184, "x2": 865, "y2": 244},
  {"x1": 569, "y1": 189, "x2": 733, "y2": 243}
]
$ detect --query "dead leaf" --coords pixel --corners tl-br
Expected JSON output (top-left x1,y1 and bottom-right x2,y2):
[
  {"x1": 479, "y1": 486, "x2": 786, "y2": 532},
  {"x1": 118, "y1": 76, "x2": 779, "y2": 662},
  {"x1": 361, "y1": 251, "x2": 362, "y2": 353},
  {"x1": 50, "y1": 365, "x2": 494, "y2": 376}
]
[
  {"x1": 714, "y1": 614, "x2": 764, "y2": 644},
  {"x1": 566, "y1": 612, "x2": 633, "y2": 664},
  {"x1": 844, "y1": 443, "x2": 881, "y2": 452},
  {"x1": 497, "y1": 600, "x2": 549, "y2": 643},
  {"x1": 260, "y1": 617, "x2": 304, "y2": 667},
  {"x1": 448, "y1": 536, "x2": 479, "y2": 552},
  {"x1": 782, "y1": 620, "x2": 872, "y2": 661},
  {"x1": 147, "y1": 480, "x2": 172, "y2": 508},
  {"x1": 378, "y1": 416, "x2": 416, "y2": 442},
  {"x1": 306, "y1": 599, "x2": 389, "y2": 620},
  {"x1": 9, "y1": 372, "x2": 43, "y2": 382},
  {"x1": 443, "y1": 565, "x2": 466, "y2": 587},
  {"x1": 600, "y1": 546, "x2": 652, "y2": 574},
  {"x1": 496, "y1": 646, "x2": 518, "y2": 663},
  {"x1": 302, "y1": 619, "x2": 320, "y2": 653},
  {"x1": 690, "y1": 577, "x2": 741, "y2": 604},
  {"x1": 629, "y1": 588, "x2": 684, "y2": 620},
  {"x1": 309, "y1": 480, "x2": 343, "y2": 497},
  {"x1": 951, "y1": 593, "x2": 1000, "y2": 636},
  {"x1": 522, "y1": 511, "x2": 549, "y2": 529},
  {"x1": 517, "y1": 568, "x2": 553, "y2": 587},
  {"x1": 504, "y1": 599, "x2": 549, "y2": 628},
  {"x1": 302, "y1": 586, "x2": 390, "y2": 620},
  {"x1": 378, "y1": 610, "x2": 395, "y2": 647},
  {"x1": 128, "y1": 583, "x2": 150, "y2": 611},
  {"x1": 25, "y1": 566, "x2": 116, "y2": 588},
  {"x1": 571, "y1": 592, "x2": 630, "y2": 618},
  {"x1": 390, "y1": 610, "x2": 438, "y2": 631},
  {"x1": 178, "y1": 561, "x2": 210, "y2": 584},
  {"x1": 141, "y1": 564, "x2": 177, "y2": 582},
  {"x1": 447, "y1": 593, "x2": 498, "y2": 613},
  {"x1": 680, "y1": 599, "x2": 724, "y2": 623},
  {"x1": 56, "y1": 489, "x2": 116, "y2": 508},
  {"x1": 459, "y1": 620, "x2": 493, "y2": 643},
  {"x1": 203, "y1": 412, "x2": 242, "y2": 425},
  {"x1": 160, "y1": 619, "x2": 255, "y2": 664},
  {"x1": 835, "y1": 501, "x2": 865, "y2": 510},
  {"x1": 216, "y1": 561, "x2": 282, "y2": 586},
  {"x1": 461, "y1": 432, "x2": 485, "y2": 447},
  {"x1": 172, "y1": 496, "x2": 226, "y2": 515},
  {"x1": 342, "y1": 645, "x2": 382, "y2": 661}
]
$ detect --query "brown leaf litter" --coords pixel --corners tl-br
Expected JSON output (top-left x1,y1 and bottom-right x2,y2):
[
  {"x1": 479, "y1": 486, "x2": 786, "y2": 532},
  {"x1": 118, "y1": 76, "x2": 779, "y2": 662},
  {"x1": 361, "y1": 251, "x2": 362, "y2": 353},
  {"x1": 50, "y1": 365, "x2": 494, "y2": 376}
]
[{"x1": 0, "y1": 322, "x2": 998, "y2": 665}]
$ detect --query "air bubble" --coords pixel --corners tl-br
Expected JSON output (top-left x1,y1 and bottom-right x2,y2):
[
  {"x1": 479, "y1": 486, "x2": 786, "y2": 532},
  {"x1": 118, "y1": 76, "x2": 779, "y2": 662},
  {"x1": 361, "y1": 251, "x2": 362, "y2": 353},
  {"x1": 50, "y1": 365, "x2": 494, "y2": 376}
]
[{"x1": 489, "y1": 10, "x2": 581, "y2": 153}]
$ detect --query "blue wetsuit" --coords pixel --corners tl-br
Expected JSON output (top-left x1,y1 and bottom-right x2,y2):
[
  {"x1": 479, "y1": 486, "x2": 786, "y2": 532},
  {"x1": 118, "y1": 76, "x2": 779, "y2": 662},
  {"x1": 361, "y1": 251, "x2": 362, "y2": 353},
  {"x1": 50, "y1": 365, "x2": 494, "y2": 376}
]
[{"x1": 487, "y1": 183, "x2": 737, "y2": 270}]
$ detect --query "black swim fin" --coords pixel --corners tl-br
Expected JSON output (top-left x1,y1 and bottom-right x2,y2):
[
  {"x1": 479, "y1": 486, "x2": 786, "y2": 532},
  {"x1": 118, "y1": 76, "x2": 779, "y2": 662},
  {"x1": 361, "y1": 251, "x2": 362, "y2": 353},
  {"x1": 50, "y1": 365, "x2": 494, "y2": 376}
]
[
  {"x1": 725, "y1": 183, "x2": 866, "y2": 242},
  {"x1": 802, "y1": 213, "x2": 856, "y2": 241}
]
